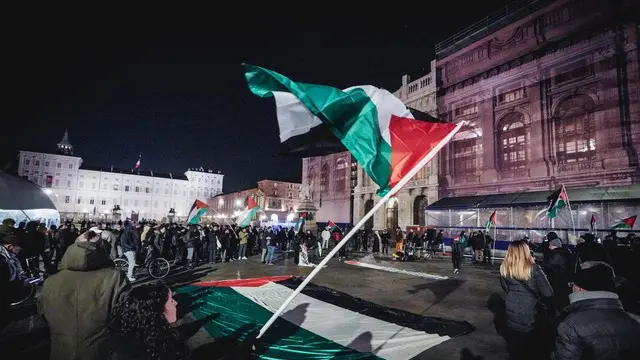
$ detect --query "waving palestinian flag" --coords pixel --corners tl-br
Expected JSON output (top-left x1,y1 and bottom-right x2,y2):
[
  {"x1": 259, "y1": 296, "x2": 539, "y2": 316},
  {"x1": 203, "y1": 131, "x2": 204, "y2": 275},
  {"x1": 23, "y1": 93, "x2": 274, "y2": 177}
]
[
  {"x1": 177, "y1": 276, "x2": 474, "y2": 359},
  {"x1": 243, "y1": 64, "x2": 460, "y2": 196},
  {"x1": 610, "y1": 215, "x2": 637, "y2": 230},
  {"x1": 187, "y1": 200, "x2": 209, "y2": 224}
]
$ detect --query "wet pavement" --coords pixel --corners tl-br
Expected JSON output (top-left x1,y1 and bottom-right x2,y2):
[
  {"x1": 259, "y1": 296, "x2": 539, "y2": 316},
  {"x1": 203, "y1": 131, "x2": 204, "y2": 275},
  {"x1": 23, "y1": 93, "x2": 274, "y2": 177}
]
[{"x1": 3, "y1": 251, "x2": 509, "y2": 359}]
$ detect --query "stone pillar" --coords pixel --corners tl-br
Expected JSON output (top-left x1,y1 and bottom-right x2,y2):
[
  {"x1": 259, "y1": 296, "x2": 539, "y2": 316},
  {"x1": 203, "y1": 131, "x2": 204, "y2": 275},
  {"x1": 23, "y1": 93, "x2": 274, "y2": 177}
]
[
  {"x1": 352, "y1": 196, "x2": 361, "y2": 224},
  {"x1": 397, "y1": 190, "x2": 412, "y2": 229},
  {"x1": 527, "y1": 71, "x2": 548, "y2": 178},
  {"x1": 373, "y1": 195, "x2": 384, "y2": 230},
  {"x1": 479, "y1": 91, "x2": 498, "y2": 184},
  {"x1": 356, "y1": 164, "x2": 364, "y2": 189}
]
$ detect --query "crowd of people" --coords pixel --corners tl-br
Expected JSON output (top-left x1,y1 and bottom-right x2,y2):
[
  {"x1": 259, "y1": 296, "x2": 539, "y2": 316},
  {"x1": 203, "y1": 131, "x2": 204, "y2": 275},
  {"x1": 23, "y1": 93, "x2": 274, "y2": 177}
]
[
  {"x1": 3, "y1": 215, "x2": 640, "y2": 359},
  {"x1": 498, "y1": 231, "x2": 640, "y2": 359}
]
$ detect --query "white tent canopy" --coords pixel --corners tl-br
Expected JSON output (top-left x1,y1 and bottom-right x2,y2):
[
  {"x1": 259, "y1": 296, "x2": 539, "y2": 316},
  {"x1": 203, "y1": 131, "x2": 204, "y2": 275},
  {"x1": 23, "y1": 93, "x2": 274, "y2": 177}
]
[{"x1": 0, "y1": 171, "x2": 60, "y2": 227}]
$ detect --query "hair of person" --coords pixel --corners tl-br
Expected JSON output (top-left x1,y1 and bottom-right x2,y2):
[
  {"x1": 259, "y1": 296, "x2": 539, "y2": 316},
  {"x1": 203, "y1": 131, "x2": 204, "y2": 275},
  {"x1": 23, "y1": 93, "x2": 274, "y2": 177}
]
[
  {"x1": 500, "y1": 240, "x2": 534, "y2": 281},
  {"x1": 110, "y1": 283, "x2": 189, "y2": 360}
]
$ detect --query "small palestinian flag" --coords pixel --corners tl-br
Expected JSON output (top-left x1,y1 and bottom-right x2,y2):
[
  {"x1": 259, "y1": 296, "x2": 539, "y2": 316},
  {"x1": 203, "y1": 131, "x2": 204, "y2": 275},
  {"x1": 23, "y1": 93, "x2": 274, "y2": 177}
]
[
  {"x1": 187, "y1": 200, "x2": 209, "y2": 224},
  {"x1": 244, "y1": 64, "x2": 461, "y2": 196},
  {"x1": 236, "y1": 197, "x2": 260, "y2": 227},
  {"x1": 590, "y1": 214, "x2": 597, "y2": 233},
  {"x1": 484, "y1": 211, "x2": 496, "y2": 233},
  {"x1": 176, "y1": 276, "x2": 474, "y2": 359},
  {"x1": 134, "y1": 156, "x2": 141, "y2": 169},
  {"x1": 294, "y1": 213, "x2": 306, "y2": 233},
  {"x1": 610, "y1": 215, "x2": 637, "y2": 230},
  {"x1": 547, "y1": 185, "x2": 569, "y2": 219},
  {"x1": 327, "y1": 220, "x2": 339, "y2": 231}
]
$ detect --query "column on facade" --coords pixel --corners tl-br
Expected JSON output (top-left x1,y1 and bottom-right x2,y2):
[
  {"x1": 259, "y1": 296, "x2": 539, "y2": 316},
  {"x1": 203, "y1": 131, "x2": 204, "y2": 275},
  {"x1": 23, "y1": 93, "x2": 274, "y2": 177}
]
[
  {"x1": 352, "y1": 195, "x2": 362, "y2": 224},
  {"x1": 356, "y1": 165, "x2": 364, "y2": 189},
  {"x1": 526, "y1": 69, "x2": 547, "y2": 177},
  {"x1": 397, "y1": 190, "x2": 412, "y2": 229},
  {"x1": 479, "y1": 91, "x2": 498, "y2": 183}
]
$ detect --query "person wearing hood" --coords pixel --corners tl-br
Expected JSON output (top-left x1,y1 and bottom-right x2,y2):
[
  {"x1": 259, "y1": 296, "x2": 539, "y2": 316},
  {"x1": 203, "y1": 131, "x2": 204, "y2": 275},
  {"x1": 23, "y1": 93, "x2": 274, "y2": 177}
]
[
  {"x1": 38, "y1": 227, "x2": 128, "y2": 360},
  {"x1": 543, "y1": 235, "x2": 573, "y2": 310}
]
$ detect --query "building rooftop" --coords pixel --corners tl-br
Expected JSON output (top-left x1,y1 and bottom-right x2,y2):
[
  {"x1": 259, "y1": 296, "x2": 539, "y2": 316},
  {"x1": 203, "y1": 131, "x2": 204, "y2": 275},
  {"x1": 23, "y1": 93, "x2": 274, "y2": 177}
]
[
  {"x1": 80, "y1": 164, "x2": 189, "y2": 181},
  {"x1": 435, "y1": 0, "x2": 555, "y2": 60}
]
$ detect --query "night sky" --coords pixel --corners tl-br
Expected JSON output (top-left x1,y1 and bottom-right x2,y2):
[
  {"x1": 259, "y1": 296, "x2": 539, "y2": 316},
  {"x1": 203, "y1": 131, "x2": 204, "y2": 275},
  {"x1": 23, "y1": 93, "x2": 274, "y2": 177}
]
[{"x1": 2, "y1": 2, "x2": 511, "y2": 192}]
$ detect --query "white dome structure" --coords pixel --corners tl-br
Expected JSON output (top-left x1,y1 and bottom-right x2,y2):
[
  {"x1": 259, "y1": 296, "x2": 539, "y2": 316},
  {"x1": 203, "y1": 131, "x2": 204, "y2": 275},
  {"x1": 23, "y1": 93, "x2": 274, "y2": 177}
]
[{"x1": 0, "y1": 171, "x2": 60, "y2": 227}]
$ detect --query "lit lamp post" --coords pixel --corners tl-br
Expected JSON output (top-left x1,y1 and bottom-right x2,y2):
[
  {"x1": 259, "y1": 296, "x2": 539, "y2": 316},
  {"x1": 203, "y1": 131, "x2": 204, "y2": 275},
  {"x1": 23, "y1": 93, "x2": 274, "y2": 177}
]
[
  {"x1": 167, "y1": 208, "x2": 176, "y2": 224},
  {"x1": 111, "y1": 205, "x2": 122, "y2": 222}
]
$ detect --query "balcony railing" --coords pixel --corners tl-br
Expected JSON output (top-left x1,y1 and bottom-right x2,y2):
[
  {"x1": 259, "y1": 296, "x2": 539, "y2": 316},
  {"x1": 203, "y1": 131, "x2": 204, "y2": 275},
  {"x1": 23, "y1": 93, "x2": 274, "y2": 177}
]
[
  {"x1": 557, "y1": 160, "x2": 602, "y2": 173},
  {"x1": 435, "y1": 0, "x2": 555, "y2": 60}
]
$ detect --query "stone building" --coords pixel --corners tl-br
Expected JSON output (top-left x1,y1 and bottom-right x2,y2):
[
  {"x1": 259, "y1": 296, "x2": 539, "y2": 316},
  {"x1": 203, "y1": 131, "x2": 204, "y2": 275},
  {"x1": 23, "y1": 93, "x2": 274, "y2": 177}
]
[
  {"x1": 18, "y1": 132, "x2": 224, "y2": 221},
  {"x1": 429, "y1": 0, "x2": 640, "y2": 237},
  {"x1": 302, "y1": 151, "x2": 352, "y2": 224},
  {"x1": 352, "y1": 60, "x2": 439, "y2": 230},
  {"x1": 208, "y1": 179, "x2": 301, "y2": 226}
]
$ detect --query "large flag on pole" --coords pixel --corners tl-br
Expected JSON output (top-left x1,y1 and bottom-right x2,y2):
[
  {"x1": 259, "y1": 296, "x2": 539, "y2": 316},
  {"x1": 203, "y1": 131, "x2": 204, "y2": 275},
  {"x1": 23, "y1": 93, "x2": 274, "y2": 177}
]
[
  {"x1": 187, "y1": 200, "x2": 209, "y2": 224},
  {"x1": 236, "y1": 197, "x2": 260, "y2": 227},
  {"x1": 177, "y1": 276, "x2": 474, "y2": 359},
  {"x1": 244, "y1": 64, "x2": 460, "y2": 196},
  {"x1": 547, "y1": 185, "x2": 569, "y2": 219},
  {"x1": 484, "y1": 211, "x2": 496, "y2": 233},
  {"x1": 610, "y1": 215, "x2": 637, "y2": 230}
]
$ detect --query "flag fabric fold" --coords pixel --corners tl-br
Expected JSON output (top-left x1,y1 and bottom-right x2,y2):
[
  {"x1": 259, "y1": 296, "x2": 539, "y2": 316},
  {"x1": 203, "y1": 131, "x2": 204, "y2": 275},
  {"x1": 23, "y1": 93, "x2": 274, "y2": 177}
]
[
  {"x1": 243, "y1": 64, "x2": 459, "y2": 196},
  {"x1": 187, "y1": 200, "x2": 209, "y2": 224},
  {"x1": 547, "y1": 185, "x2": 569, "y2": 219},
  {"x1": 236, "y1": 197, "x2": 260, "y2": 227},
  {"x1": 610, "y1": 215, "x2": 637, "y2": 230},
  {"x1": 484, "y1": 211, "x2": 496, "y2": 233},
  {"x1": 177, "y1": 276, "x2": 474, "y2": 359},
  {"x1": 294, "y1": 213, "x2": 306, "y2": 233}
]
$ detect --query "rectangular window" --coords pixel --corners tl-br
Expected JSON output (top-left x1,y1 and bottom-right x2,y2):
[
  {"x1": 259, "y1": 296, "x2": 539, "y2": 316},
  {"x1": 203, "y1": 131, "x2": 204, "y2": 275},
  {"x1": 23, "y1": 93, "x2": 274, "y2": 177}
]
[
  {"x1": 65, "y1": 196, "x2": 70, "y2": 203},
  {"x1": 45, "y1": 175, "x2": 53, "y2": 188}
]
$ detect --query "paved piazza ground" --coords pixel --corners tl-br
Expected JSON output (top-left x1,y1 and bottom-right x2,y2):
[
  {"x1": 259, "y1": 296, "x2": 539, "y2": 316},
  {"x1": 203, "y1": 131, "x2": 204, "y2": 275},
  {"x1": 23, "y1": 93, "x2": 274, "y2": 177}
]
[
  {"x1": 4, "y1": 252, "x2": 508, "y2": 359},
  {"x1": 186, "y1": 252, "x2": 508, "y2": 359}
]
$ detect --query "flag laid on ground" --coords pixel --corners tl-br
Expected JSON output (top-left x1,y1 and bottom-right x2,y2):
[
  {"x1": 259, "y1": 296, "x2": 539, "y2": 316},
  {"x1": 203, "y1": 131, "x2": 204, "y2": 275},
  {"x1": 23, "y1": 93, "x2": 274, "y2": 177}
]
[
  {"x1": 134, "y1": 156, "x2": 141, "y2": 169},
  {"x1": 244, "y1": 64, "x2": 460, "y2": 196},
  {"x1": 484, "y1": 211, "x2": 496, "y2": 233},
  {"x1": 176, "y1": 276, "x2": 474, "y2": 359},
  {"x1": 547, "y1": 185, "x2": 569, "y2": 219},
  {"x1": 187, "y1": 200, "x2": 209, "y2": 224},
  {"x1": 236, "y1": 197, "x2": 260, "y2": 227},
  {"x1": 294, "y1": 212, "x2": 306, "y2": 233},
  {"x1": 610, "y1": 215, "x2": 637, "y2": 230},
  {"x1": 590, "y1": 214, "x2": 597, "y2": 233}
]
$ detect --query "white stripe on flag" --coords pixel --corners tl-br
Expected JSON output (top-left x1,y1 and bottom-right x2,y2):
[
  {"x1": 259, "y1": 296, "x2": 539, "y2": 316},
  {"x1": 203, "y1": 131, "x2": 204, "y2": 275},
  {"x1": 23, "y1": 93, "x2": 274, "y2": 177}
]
[{"x1": 233, "y1": 282, "x2": 450, "y2": 360}]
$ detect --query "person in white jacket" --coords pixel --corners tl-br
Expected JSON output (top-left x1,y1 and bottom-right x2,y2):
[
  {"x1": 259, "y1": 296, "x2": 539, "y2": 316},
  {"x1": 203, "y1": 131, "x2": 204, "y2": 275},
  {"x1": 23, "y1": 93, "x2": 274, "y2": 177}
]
[{"x1": 321, "y1": 228, "x2": 331, "y2": 249}]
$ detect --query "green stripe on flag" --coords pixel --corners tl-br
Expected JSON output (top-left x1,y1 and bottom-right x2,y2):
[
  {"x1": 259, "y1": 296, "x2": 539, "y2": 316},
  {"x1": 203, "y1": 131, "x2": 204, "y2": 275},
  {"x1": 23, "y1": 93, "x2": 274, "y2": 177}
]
[
  {"x1": 177, "y1": 285, "x2": 381, "y2": 359},
  {"x1": 244, "y1": 64, "x2": 392, "y2": 195}
]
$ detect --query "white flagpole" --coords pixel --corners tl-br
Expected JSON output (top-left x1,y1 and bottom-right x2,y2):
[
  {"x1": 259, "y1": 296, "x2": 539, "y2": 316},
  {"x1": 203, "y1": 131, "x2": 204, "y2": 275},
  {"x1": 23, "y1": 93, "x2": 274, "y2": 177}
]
[
  {"x1": 255, "y1": 121, "x2": 464, "y2": 340},
  {"x1": 492, "y1": 224, "x2": 496, "y2": 266}
]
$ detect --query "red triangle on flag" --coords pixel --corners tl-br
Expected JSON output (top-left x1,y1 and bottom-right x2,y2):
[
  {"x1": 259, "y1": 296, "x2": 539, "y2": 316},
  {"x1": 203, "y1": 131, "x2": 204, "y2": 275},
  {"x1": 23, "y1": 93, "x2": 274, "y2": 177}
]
[
  {"x1": 388, "y1": 116, "x2": 457, "y2": 190},
  {"x1": 623, "y1": 215, "x2": 637, "y2": 228},
  {"x1": 247, "y1": 197, "x2": 258, "y2": 209}
]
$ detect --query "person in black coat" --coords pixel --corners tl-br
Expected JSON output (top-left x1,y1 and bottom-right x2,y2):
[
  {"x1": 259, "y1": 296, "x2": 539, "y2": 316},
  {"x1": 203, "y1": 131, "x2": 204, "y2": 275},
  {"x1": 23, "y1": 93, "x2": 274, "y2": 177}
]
[
  {"x1": 543, "y1": 238, "x2": 573, "y2": 310},
  {"x1": 551, "y1": 261, "x2": 640, "y2": 360},
  {"x1": 500, "y1": 240, "x2": 554, "y2": 359}
]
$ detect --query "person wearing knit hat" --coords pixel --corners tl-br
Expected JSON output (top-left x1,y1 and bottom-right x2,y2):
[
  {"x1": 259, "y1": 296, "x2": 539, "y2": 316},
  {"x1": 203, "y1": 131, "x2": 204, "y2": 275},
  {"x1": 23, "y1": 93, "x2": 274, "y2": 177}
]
[{"x1": 552, "y1": 261, "x2": 640, "y2": 359}]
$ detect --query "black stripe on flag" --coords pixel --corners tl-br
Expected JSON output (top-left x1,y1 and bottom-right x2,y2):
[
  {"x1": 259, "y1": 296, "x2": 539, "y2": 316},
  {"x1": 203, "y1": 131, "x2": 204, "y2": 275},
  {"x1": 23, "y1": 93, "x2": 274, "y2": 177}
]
[
  {"x1": 277, "y1": 277, "x2": 475, "y2": 338},
  {"x1": 276, "y1": 107, "x2": 443, "y2": 158}
]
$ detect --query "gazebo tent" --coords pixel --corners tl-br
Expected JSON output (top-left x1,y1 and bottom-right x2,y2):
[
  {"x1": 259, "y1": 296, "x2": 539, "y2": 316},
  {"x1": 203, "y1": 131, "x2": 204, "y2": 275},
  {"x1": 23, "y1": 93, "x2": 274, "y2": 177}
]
[{"x1": 0, "y1": 171, "x2": 60, "y2": 227}]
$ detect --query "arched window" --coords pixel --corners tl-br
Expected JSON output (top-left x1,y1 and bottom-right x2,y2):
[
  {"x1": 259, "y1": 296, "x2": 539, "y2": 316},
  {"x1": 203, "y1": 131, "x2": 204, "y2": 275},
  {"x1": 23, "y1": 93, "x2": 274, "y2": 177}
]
[
  {"x1": 320, "y1": 163, "x2": 330, "y2": 194},
  {"x1": 498, "y1": 112, "x2": 528, "y2": 170},
  {"x1": 334, "y1": 158, "x2": 347, "y2": 193},
  {"x1": 452, "y1": 125, "x2": 483, "y2": 177},
  {"x1": 554, "y1": 95, "x2": 596, "y2": 164},
  {"x1": 413, "y1": 195, "x2": 427, "y2": 226}
]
